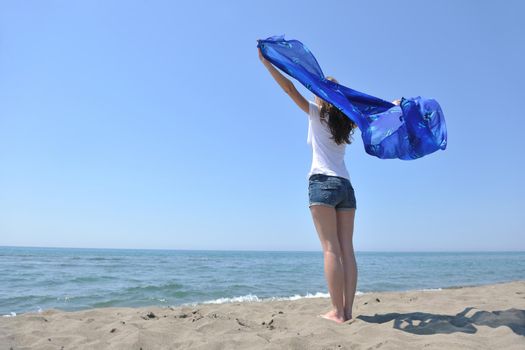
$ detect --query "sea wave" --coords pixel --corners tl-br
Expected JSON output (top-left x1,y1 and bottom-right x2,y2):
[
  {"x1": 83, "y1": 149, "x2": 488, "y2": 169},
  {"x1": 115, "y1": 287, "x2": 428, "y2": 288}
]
[
  {"x1": 417, "y1": 288, "x2": 443, "y2": 292},
  {"x1": 181, "y1": 290, "x2": 365, "y2": 306}
]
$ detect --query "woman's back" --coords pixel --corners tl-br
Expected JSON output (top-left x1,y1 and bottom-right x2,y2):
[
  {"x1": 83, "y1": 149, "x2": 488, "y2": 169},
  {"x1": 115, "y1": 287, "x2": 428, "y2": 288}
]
[{"x1": 307, "y1": 100, "x2": 350, "y2": 181}]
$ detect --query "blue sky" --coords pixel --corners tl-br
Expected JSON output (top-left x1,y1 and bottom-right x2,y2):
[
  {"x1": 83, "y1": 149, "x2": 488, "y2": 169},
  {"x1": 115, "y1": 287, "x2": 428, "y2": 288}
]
[{"x1": 1, "y1": 0, "x2": 523, "y2": 251}]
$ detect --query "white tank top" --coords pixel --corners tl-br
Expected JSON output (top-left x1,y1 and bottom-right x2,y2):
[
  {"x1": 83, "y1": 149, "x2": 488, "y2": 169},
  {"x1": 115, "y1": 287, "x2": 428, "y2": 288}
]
[{"x1": 307, "y1": 100, "x2": 351, "y2": 181}]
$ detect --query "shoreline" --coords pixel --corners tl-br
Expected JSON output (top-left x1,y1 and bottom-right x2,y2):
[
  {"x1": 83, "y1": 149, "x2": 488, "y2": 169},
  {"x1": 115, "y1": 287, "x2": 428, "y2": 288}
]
[
  {"x1": 3, "y1": 279, "x2": 523, "y2": 318},
  {"x1": 2, "y1": 279, "x2": 524, "y2": 318},
  {"x1": 2, "y1": 280, "x2": 524, "y2": 349}
]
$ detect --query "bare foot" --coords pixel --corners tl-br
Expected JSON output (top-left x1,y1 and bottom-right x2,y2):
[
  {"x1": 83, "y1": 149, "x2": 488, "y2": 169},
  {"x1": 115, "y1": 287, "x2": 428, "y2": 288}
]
[{"x1": 318, "y1": 309, "x2": 346, "y2": 324}]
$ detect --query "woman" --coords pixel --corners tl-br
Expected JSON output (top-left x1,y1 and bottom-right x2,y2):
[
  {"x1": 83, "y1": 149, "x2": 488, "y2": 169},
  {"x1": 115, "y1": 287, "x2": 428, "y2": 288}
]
[{"x1": 258, "y1": 45, "x2": 400, "y2": 324}]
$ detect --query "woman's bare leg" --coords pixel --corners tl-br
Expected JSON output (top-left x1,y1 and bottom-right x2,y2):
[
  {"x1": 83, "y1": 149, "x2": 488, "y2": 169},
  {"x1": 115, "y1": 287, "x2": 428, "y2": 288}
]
[
  {"x1": 336, "y1": 209, "x2": 357, "y2": 320},
  {"x1": 309, "y1": 204, "x2": 346, "y2": 323}
]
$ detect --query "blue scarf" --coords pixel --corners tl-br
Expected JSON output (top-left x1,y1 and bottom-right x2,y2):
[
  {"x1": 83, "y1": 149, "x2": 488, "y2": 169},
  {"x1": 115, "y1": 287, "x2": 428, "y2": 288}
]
[{"x1": 257, "y1": 35, "x2": 447, "y2": 160}]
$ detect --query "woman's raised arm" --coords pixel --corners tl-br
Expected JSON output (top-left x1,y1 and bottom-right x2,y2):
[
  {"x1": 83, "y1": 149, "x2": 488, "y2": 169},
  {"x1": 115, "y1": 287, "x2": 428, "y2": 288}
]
[{"x1": 258, "y1": 46, "x2": 309, "y2": 115}]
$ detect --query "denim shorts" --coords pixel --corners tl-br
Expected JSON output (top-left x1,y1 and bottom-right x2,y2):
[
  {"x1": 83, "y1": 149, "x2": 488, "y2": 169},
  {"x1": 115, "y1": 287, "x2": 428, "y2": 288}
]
[{"x1": 308, "y1": 174, "x2": 357, "y2": 211}]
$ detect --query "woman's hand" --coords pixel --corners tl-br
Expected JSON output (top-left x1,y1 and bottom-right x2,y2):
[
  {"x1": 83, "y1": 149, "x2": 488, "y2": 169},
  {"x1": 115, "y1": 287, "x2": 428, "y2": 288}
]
[
  {"x1": 257, "y1": 40, "x2": 270, "y2": 65},
  {"x1": 258, "y1": 46, "x2": 267, "y2": 63}
]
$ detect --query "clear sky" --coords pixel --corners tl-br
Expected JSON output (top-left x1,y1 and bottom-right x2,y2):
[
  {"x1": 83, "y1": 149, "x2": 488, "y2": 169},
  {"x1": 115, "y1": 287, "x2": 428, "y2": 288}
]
[{"x1": 1, "y1": 0, "x2": 523, "y2": 251}]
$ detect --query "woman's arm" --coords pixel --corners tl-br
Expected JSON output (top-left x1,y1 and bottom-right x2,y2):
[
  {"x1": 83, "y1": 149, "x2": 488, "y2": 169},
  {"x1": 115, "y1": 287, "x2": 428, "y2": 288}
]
[
  {"x1": 258, "y1": 47, "x2": 293, "y2": 93},
  {"x1": 258, "y1": 46, "x2": 309, "y2": 114}
]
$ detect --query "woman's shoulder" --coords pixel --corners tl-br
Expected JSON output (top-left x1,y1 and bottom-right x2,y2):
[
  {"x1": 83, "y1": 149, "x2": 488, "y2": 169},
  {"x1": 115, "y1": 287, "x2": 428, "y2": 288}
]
[{"x1": 308, "y1": 100, "x2": 321, "y2": 117}]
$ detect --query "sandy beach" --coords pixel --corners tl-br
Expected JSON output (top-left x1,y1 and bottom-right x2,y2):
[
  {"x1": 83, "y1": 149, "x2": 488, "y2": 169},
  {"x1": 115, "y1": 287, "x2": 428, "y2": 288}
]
[{"x1": 1, "y1": 280, "x2": 523, "y2": 349}]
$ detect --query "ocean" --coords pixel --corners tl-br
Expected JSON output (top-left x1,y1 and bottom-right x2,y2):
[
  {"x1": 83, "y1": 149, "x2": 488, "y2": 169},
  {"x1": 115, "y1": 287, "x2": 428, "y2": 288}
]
[{"x1": 1, "y1": 246, "x2": 524, "y2": 316}]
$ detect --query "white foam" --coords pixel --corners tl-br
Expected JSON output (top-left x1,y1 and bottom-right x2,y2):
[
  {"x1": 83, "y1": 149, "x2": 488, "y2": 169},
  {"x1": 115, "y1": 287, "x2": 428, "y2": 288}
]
[
  {"x1": 3, "y1": 306, "x2": 43, "y2": 318},
  {"x1": 181, "y1": 291, "x2": 364, "y2": 307},
  {"x1": 417, "y1": 288, "x2": 443, "y2": 292},
  {"x1": 200, "y1": 293, "x2": 262, "y2": 304}
]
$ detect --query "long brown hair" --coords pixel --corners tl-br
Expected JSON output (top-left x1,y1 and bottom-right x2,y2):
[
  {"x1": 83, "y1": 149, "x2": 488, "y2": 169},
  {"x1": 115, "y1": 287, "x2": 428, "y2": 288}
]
[{"x1": 318, "y1": 76, "x2": 358, "y2": 145}]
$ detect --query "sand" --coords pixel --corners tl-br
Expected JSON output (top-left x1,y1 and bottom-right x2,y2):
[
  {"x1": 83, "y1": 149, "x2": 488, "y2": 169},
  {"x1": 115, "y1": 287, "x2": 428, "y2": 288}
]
[{"x1": 1, "y1": 280, "x2": 524, "y2": 350}]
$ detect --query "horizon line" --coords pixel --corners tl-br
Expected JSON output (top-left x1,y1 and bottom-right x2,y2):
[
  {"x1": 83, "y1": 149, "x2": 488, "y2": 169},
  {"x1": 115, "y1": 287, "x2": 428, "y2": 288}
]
[{"x1": 0, "y1": 245, "x2": 524, "y2": 253}]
